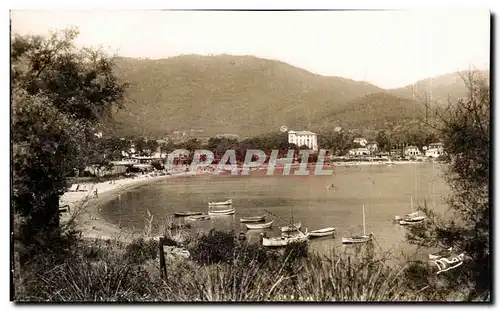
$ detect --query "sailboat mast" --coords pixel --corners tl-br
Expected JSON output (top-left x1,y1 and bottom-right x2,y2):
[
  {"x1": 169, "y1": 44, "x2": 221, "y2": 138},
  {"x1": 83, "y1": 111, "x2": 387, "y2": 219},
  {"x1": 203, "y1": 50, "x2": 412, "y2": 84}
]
[
  {"x1": 411, "y1": 196, "x2": 413, "y2": 212},
  {"x1": 362, "y1": 205, "x2": 366, "y2": 236}
]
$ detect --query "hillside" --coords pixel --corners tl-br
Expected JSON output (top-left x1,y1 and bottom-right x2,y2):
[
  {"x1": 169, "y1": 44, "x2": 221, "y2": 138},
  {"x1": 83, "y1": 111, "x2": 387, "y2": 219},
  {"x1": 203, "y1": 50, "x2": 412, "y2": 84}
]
[
  {"x1": 313, "y1": 92, "x2": 426, "y2": 133},
  {"x1": 389, "y1": 70, "x2": 489, "y2": 105},
  {"x1": 107, "y1": 55, "x2": 383, "y2": 137}
]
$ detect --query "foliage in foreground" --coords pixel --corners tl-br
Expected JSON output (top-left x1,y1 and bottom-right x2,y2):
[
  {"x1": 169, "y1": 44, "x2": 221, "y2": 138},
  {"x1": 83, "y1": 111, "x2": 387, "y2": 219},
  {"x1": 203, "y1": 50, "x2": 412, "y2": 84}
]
[
  {"x1": 406, "y1": 71, "x2": 490, "y2": 301},
  {"x1": 13, "y1": 229, "x2": 455, "y2": 302}
]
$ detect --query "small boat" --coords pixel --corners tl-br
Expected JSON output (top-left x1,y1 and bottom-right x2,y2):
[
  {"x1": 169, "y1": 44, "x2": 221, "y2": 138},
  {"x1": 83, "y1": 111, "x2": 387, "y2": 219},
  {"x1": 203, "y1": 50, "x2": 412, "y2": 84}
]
[
  {"x1": 174, "y1": 211, "x2": 203, "y2": 217},
  {"x1": 281, "y1": 222, "x2": 301, "y2": 233},
  {"x1": 187, "y1": 214, "x2": 211, "y2": 221},
  {"x1": 396, "y1": 197, "x2": 426, "y2": 225},
  {"x1": 308, "y1": 227, "x2": 336, "y2": 238},
  {"x1": 261, "y1": 231, "x2": 309, "y2": 247},
  {"x1": 342, "y1": 234, "x2": 372, "y2": 244},
  {"x1": 342, "y1": 205, "x2": 373, "y2": 245},
  {"x1": 208, "y1": 199, "x2": 232, "y2": 206},
  {"x1": 399, "y1": 217, "x2": 425, "y2": 225},
  {"x1": 429, "y1": 247, "x2": 453, "y2": 260},
  {"x1": 208, "y1": 208, "x2": 235, "y2": 216},
  {"x1": 240, "y1": 215, "x2": 266, "y2": 223},
  {"x1": 433, "y1": 253, "x2": 466, "y2": 275},
  {"x1": 245, "y1": 220, "x2": 274, "y2": 230}
]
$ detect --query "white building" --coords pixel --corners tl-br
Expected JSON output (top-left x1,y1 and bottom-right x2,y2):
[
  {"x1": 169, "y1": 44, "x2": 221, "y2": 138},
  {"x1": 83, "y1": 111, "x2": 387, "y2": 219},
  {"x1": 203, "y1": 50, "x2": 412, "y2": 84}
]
[
  {"x1": 353, "y1": 137, "x2": 368, "y2": 147},
  {"x1": 288, "y1": 130, "x2": 318, "y2": 151},
  {"x1": 425, "y1": 142, "x2": 445, "y2": 158},
  {"x1": 404, "y1": 146, "x2": 421, "y2": 157}
]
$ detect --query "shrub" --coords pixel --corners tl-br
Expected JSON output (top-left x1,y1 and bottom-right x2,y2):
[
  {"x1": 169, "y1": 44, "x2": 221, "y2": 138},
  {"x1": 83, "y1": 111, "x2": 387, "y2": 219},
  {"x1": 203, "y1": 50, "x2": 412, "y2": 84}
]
[
  {"x1": 124, "y1": 238, "x2": 158, "y2": 264},
  {"x1": 189, "y1": 229, "x2": 236, "y2": 265}
]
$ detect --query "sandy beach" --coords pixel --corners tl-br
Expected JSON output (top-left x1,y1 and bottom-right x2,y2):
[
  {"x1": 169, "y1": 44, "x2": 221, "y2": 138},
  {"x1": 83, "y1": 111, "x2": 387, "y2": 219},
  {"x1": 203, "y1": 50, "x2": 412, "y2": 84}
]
[{"x1": 59, "y1": 171, "x2": 196, "y2": 241}]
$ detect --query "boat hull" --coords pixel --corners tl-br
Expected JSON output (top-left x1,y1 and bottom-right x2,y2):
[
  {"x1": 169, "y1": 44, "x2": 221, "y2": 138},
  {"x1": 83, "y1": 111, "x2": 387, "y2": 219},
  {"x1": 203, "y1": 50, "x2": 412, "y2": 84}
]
[
  {"x1": 399, "y1": 218, "x2": 425, "y2": 225},
  {"x1": 309, "y1": 227, "x2": 336, "y2": 237},
  {"x1": 208, "y1": 199, "x2": 232, "y2": 206},
  {"x1": 208, "y1": 209, "x2": 235, "y2": 216},
  {"x1": 341, "y1": 235, "x2": 371, "y2": 244},
  {"x1": 245, "y1": 220, "x2": 274, "y2": 230},
  {"x1": 240, "y1": 216, "x2": 266, "y2": 223},
  {"x1": 174, "y1": 212, "x2": 203, "y2": 217},
  {"x1": 262, "y1": 233, "x2": 309, "y2": 247}
]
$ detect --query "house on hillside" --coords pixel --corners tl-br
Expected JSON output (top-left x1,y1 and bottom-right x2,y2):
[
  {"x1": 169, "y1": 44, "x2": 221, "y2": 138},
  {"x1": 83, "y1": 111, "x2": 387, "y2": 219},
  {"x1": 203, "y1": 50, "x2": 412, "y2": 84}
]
[
  {"x1": 353, "y1": 137, "x2": 368, "y2": 147},
  {"x1": 366, "y1": 142, "x2": 378, "y2": 154},
  {"x1": 404, "y1": 146, "x2": 421, "y2": 157},
  {"x1": 288, "y1": 130, "x2": 318, "y2": 151},
  {"x1": 425, "y1": 142, "x2": 445, "y2": 158}
]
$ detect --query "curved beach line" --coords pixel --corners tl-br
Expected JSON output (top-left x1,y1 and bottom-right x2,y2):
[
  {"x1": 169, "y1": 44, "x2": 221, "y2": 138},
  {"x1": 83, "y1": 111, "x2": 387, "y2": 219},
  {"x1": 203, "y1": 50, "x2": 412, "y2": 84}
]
[{"x1": 60, "y1": 171, "x2": 195, "y2": 241}]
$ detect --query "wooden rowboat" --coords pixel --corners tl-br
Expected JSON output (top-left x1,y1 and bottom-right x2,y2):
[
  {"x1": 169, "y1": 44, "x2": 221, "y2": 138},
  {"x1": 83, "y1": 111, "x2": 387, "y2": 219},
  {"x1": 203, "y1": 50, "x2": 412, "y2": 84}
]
[
  {"x1": 208, "y1": 199, "x2": 232, "y2": 206},
  {"x1": 174, "y1": 211, "x2": 203, "y2": 217},
  {"x1": 261, "y1": 232, "x2": 309, "y2": 247},
  {"x1": 308, "y1": 227, "x2": 336, "y2": 238},
  {"x1": 240, "y1": 215, "x2": 266, "y2": 223},
  {"x1": 208, "y1": 208, "x2": 235, "y2": 216},
  {"x1": 245, "y1": 220, "x2": 274, "y2": 230},
  {"x1": 342, "y1": 234, "x2": 372, "y2": 244}
]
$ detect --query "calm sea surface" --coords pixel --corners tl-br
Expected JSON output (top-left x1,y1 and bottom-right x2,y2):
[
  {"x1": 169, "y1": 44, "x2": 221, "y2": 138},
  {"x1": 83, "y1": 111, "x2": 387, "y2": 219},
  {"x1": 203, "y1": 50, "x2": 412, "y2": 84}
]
[{"x1": 101, "y1": 162, "x2": 451, "y2": 261}]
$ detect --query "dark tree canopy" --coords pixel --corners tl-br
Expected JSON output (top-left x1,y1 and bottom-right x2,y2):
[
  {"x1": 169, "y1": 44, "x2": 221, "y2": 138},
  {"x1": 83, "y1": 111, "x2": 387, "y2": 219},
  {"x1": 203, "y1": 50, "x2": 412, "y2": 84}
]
[
  {"x1": 406, "y1": 71, "x2": 490, "y2": 300},
  {"x1": 12, "y1": 28, "x2": 127, "y2": 263}
]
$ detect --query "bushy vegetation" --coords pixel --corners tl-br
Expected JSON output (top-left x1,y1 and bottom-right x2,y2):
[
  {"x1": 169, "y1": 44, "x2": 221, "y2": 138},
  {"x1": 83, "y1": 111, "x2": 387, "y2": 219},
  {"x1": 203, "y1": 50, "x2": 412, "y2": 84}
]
[{"x1": 15, "y1": 229, "x2": 433, "y2": 302}]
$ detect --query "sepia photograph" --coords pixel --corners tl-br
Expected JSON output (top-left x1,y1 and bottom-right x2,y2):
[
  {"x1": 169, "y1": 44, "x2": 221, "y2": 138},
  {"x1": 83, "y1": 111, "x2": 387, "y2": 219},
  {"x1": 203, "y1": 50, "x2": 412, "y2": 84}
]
[{"x1": 10, "y1": 8, "x2": 491, "y2": 302}]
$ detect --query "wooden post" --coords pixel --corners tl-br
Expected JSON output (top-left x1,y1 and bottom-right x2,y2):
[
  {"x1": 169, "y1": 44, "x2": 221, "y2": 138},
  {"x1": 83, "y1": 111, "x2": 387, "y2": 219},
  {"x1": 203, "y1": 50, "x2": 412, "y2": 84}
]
[{"x1": 159, "y1": 237, "x2": 167, "y2": 281}]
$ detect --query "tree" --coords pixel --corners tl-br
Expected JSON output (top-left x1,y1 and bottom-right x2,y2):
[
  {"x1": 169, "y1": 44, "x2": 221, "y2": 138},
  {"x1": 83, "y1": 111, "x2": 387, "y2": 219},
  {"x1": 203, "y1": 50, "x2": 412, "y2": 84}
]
[
  {"x1": 375, "y1": 131, "x2": 391, "y2": 152},
  {"x1": 12, "y1": 28, "x2": 126, "y2": 263},
  {"x1": 406, "y1": 71, "x2": 490, "y2": 300}
]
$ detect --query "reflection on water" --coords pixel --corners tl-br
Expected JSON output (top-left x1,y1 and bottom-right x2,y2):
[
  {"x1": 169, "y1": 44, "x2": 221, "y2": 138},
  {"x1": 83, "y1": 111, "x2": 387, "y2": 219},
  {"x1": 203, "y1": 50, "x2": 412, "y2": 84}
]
[{"x1": 101, "y1": 163, "x2": 450, "y2": 261}]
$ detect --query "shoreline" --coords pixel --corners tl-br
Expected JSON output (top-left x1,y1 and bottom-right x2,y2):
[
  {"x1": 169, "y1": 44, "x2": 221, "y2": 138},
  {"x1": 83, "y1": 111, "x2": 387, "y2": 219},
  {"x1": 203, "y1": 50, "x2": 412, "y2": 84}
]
[
  {"x1": 60, "y1": 171, "x2": 196, "y2": 241},
  {"x1": 60, "y1": 161, "x2": 437, "y2": 241}
]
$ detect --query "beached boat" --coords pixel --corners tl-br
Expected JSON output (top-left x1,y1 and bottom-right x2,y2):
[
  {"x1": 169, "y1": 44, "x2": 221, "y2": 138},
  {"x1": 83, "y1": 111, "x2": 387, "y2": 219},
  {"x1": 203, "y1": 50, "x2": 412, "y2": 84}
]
[
  {"x1": 240, "y1": 215, "x2": 266, "y2": 223},
  {"x1": 281, "y1": 222, "x2": 301, "y2": 233},
  {"x1": 245, "y1": 220, "x2": 274, "y2": 230},
  {"x1": 429, "y1": 247, "x2": 453, "y2": 260},
  {"x1": 433, "y1": 253, "x2": 466, "y2": 275},
  {"x1": 187, "y1": 214, "x2": 211, "y2": 221},
  {"x1": 261, "y1": 231, "x2": 310, "y2": 247},
  {"x1": 208, "y1": 199, "x2": 232, "y2": 206},
  {"x1": 308, "y1": 227, "x2": 336, "y2": 238},
  {"x1": 208, "y1": 207, "x2": 235, "y2": 216},
  {"x1": 342, "y1": 205, "x2": 373, "y2": 244},
  {"x1": 174, "y1": 211, "x2": 203, "y2": 217}
]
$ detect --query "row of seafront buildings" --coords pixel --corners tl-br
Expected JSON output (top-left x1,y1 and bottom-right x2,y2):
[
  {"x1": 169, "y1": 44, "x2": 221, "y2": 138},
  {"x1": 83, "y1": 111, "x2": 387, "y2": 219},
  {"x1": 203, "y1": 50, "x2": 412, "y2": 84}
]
[
  {"x1": 287, "y1": 130, "x2": 444, "y2": 159},
  {"x1": 348, "y1": 139, "x2": 445, "y2": 159}
]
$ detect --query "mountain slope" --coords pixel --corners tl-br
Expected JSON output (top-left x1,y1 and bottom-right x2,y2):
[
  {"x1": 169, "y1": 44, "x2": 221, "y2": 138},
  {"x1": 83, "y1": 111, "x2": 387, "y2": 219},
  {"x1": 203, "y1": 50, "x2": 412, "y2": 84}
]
[
  {"x1": 108, "y1": 55, "x2": 383, "y2": 137},
  {"x1": 389, "y1": 70, "x2": 489, "y2": 105},
  {"x1": 314, "y1": 92, "x2": 425, "y2": 133}
]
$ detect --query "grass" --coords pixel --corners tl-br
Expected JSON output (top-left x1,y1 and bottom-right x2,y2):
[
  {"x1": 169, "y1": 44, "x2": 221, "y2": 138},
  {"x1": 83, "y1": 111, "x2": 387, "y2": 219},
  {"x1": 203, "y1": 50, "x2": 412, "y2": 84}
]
[{"x1": 13, "y1": 224, "x2": 452, "y2": 302}]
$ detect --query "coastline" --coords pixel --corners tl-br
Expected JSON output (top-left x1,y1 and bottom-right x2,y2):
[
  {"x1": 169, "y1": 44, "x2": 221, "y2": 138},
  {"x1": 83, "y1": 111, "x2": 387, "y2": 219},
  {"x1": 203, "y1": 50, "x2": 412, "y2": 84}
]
[
  {"x1": 60, "y1": 161, "x2": 433, "y2": 241},
  {"x1": 60, "y1": 171, "x2": 195, "y2": 241}
]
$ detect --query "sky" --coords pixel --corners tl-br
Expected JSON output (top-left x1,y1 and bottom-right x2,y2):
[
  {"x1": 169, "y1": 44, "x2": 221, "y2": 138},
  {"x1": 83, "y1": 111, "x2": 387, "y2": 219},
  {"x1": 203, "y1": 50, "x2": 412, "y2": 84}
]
[{"x1": 10, "y1": 9, "x2": 490, "y2": 89}]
